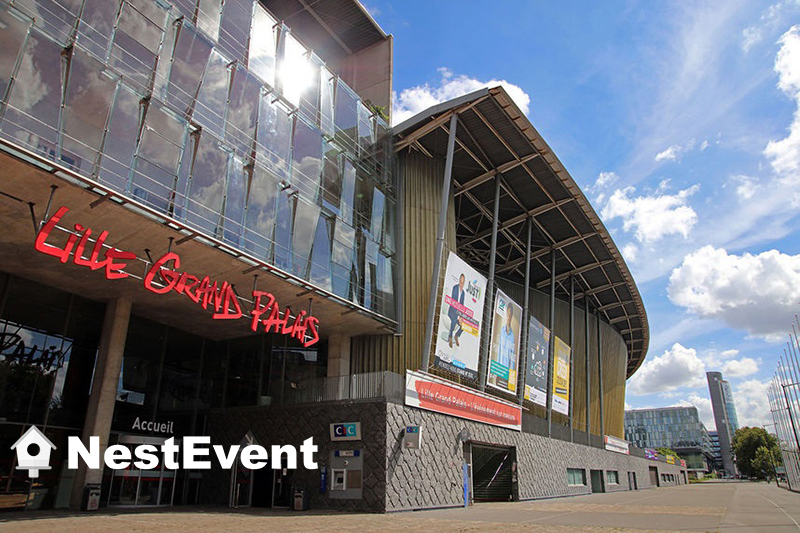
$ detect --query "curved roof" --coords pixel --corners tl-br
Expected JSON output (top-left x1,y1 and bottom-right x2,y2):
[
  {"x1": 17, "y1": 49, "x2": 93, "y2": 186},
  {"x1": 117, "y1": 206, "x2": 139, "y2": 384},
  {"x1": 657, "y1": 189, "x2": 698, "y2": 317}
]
[{"x1": 393, "y1": 86, "x2": 649, "y2": 378}]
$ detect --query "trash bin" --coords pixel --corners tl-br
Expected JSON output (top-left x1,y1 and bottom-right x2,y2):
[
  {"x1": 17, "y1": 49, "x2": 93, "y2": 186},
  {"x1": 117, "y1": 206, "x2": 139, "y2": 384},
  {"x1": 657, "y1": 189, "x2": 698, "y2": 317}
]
[
  {"x1": 81, "y1": 483, "x2": 101, "y2": 511},
  {"x1": 293, "y1": 488, "x2": 309, "y2": 511}
]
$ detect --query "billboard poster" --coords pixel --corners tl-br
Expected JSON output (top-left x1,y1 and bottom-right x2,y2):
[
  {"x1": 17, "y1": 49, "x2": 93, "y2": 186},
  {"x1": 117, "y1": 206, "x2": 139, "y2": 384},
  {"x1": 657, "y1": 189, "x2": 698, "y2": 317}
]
[
  {"x1": 487, "y1": 290, "x2": 522, "y2": 393},
  {"x1": 666, "y1": 455, "x2": 677, "y2": 465},
  {"x1": 604, "y1": 435, "x2": 630, "y2": 455},
  {"x1": 645, "y1": 448, "x2": 658, "y2": 460},
  {"x1": 551, "y1": 336, "x2": 570, "y2": 415},
  {"x1": 433, "y1": 252, "x2": 487, "y2": 380},
  {"x1": 523, "y1": 316, "x2": 550, "y2": 406},
  {"x1": 405, "y1": 370, "x2": 522, "y2": 431}
]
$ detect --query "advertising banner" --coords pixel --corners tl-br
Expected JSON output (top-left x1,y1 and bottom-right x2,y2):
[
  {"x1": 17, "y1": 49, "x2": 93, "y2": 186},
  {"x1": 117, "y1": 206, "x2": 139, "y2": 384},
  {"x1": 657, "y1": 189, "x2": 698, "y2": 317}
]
[
  {"x1": 645, "y1": 448, "x2": 658, "y2": 460},
  {"x1": 604, "y1": 435, "x2": 630, "y2": 455},
  {"x1": 680, "y1": 459, "x2": 687, "y2": 468},
  {"x1": 487, "y1": 290, "x2": 522, "y2": 393},
  {"x1": 666, "y1": 455, "x2": 677, "y2": 465},
  {"x1": 551, "y1": 336, "x2": 571, "y2": 415},
  {"x1": 523, "y1": 316, "x2": 550, "y2": 406},
  {"x1": 405, "y1": 370, "x2": 522, "y2": 431},
  {"x1": 433, "y1": 252, "x2": 487, "y2": 380}
]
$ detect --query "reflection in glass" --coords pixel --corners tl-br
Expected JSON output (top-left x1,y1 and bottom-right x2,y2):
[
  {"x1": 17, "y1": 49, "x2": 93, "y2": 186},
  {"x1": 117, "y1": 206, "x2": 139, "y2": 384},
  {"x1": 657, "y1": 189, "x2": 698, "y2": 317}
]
[
  {"x1": 108, "y1": 1, "x2": 165, "y2": 92},
  {"x1": 249, "y1": 5, "x2": 277, "y2": 85},
  {"x1": 244, "y1": 163, "x2": 279, "y2": 261},
  {"x1": 98, "y1": 84, "x2": 142, "y2": 191},
  {"x1": 225, "y1": 65, "x2": 261, "y2": 156},
  {"x1": 370, "y1": 187, "x2": 385, "y2": 239},
  {"x1": 197, "y1": 0, "x2": 222, "y2": 41},
  {"x1": 256, "y1": 92, "x2": 293, "y2": 181},
  {"x1": 273, "y1": 190, "x2": 293, "y2": 270},
  {"x1": 321, "y1": 148, "x2": 342, "y2": 215},
  {"x1": 13, "y1": 0, "x2": 81, "y2": 46},
  {"x1": 331, "y1": 220, "x2": 355, "y2": 300},
  {"x1": 291, "y1": 119, "x2": 323, "y2": 199},
  {"x1": 194, "y1": 49, "x2": 230, "y2": 137},
  {"x1": 76, "y1": 0, "x2": 118, "y2": 60},
  {"x1": 0, "y1": 5, "x2": 32, "y2": 101},
  {"x1": 319, "y1": 67, "x2": 335, "y2": 137},
  {"x1": 217, "y1": 0, "x2": 252, "y2": 65},
  {"x1": 357, "y1": 101, "x2": 374, "y2": 154},
  {"x1": 61, "y1": 50, "x2": 116, "y2": 175},
  {"x1": 278, "y1": 32, "x2": 315, "y2": 109},
  {"x1": 2, "y1": 30, "x2": 63, "y2": 157},
  {"x1": 164, "y1": 21, "x2": 213, "y2": 117},
  {"x1": 292, "y1": 198, "x2": 321, "y2": 278},
  {"x1": 309, "y1": 215, "x2": 332, "y2": 291},
  {"x1": 339, "y1": 158, "x2": 356, "y2": 226},
  {"x1": 377, "y1": 252, "x2": 394, "y2": 318},
  {"x1": 185, "y1": 133, "x2": 228, "y2": 236},
  {"x1": 334, "y1": 79, "x2": 358, "y2": 150},
  {"x1": 361, "y1": 236, "x2": 379, "y2": 310},
  {"x1": 222, "y1": 155, "x2": 246, "y2": 246}
]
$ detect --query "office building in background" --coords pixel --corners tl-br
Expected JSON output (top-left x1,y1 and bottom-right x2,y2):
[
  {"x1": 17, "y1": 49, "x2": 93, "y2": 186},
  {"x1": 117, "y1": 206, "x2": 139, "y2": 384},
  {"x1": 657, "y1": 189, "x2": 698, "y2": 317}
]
[{"x1": 707, "y1": 372, "x2": 740, "y2": 477}]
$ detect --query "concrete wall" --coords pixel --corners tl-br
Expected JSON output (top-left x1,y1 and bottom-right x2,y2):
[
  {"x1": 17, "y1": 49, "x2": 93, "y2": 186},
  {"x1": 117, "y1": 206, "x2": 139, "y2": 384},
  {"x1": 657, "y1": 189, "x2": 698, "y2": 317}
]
[{"x1": 204, "y1": 399, "x2": 686, "y2": 513}]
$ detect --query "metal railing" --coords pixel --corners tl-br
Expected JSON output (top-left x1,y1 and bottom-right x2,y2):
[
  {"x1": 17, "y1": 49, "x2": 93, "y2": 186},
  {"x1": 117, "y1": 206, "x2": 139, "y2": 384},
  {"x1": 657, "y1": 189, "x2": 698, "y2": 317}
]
[{"x1": 275, "y1": 371, "x2": 405, "y2": 406}]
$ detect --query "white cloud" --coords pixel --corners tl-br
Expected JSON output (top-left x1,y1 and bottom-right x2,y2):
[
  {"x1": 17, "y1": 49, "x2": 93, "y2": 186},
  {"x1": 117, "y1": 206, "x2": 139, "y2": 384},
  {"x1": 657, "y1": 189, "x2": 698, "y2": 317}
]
[
  {"x1": 726, "y1": 174, "x2": 759, "y2": 199},
  {"x1": 621, "y1": 242, "x2": 638, "y2": 263},
  {"x1": 600, "y1": 184, "x2": 699, "y2": 243},
  {"x1": 700, "y1": 139, "x2": 710, "y2": 150},
  {"x1": 741, "y1": 1, "x2": 800, "y2": 52},
  {"x1": 765, "y1": 25, "x2": 800, "y2": 177},
  {"x1": 721, "y1": 356, "x2": 761, "y2": 377},
  {"x1": 668, "y1": 246, "x2": 800, "y2": 341},
  {"x1": 627, "y1": 343, "x2": 706, "y2": 395},
  {"x1": 655, "y1": 144, "x2": 681, "y2": 162},
  {"x1": 734, "y1": 379, "x2": 773, "y2": 427},
  {"x1": 392, "y1": 68, "x2": 531, "y2": 125},
  {"x1": 594, "y1": 171, "x2": 619, "y2": 190}
]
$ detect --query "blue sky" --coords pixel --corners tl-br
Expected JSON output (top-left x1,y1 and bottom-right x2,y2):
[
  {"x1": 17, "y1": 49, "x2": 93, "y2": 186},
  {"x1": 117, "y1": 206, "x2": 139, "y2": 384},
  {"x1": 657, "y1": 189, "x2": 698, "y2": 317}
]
[{"x1": 365, "y1": 0, "x2": 800, "y2": 430}]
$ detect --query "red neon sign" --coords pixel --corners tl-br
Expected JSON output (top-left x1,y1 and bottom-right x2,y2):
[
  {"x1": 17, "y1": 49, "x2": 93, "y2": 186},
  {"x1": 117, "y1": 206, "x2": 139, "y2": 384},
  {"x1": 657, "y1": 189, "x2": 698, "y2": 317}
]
[{"x1": 35, "y1": 206, "x2": 320, "y2": 346}]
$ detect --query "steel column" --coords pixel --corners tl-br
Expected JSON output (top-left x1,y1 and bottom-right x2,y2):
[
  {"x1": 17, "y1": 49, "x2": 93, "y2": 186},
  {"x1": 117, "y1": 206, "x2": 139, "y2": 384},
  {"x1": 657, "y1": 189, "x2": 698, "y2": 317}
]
[
  {"x1": 421, "y1": 113, "x2": 458, "y2": 372},
  {"x1": 585, "y1": 295, "x2": 591, "y2": 436},
  {"x1": 596, "y1": 309, "x2": 604, "y2": 438},
  {"x1": 518, "y1": 217, "x2": 532, "y2": 404},
  {"x1": 569, "y1": 275, "x2": 575, "y2": 442},
  {"x1": 546, "y1": 250, "x2": 556, "y2": 438},
  {"x1": 478, "y1": 174, "x2": 502, "y2": 391}
]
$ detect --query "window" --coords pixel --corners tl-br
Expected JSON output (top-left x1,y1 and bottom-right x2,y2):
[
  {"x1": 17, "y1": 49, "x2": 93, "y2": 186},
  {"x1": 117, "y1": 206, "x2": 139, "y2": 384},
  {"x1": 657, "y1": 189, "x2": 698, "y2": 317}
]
[
  {"x1": 567, "y1": 468, "x2": 585, "y2": 486},
  {"x1": 606, "y1": 471, "x2": 619, "y2": 485}
]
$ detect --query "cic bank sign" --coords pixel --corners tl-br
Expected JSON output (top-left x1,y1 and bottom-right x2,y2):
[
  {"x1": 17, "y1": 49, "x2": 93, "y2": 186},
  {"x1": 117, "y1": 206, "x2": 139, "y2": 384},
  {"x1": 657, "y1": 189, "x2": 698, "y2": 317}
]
[{"x1": 330, "y1": 422, "x2": 361, "y2": 441}]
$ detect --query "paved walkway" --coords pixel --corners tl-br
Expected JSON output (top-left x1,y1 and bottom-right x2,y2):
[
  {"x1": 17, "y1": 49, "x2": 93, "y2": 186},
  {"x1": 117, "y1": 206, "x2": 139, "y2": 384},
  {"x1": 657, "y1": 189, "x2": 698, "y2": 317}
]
[{"x1": 1, "y1": 481, "x2": 798, "y2": 532}]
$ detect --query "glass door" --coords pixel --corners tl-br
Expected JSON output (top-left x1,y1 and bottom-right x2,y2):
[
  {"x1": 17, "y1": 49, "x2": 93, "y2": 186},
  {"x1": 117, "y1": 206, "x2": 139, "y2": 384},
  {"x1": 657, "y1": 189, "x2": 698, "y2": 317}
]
[{"x1": 108, "y1": 434, "x2": 177, "y2": 506}]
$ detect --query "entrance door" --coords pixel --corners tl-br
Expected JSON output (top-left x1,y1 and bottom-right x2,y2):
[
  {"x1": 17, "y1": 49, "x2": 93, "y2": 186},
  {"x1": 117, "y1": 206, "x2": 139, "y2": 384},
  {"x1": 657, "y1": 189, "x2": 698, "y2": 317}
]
[
  {"x1": 589, "y1": 470, "x2": 604, "y2": 493},
  {"x1": 108, "y1": 434, "x2": 176, "y2": 507},
  {"x1": 628, "y1": 471, "x2": 637, "y2": 490},
  {"x1": 471, "y1": 444, "x2": 515, "y2": 502},
  {"x1": 272, "y1": 455, "x2": 294, "y2": 508},
  {"x1": 649, "y1": 466, "x2": 659, "y2": 487},
  {"x1": 229, "y1": 432, "x2": 256, "y2": 508}
]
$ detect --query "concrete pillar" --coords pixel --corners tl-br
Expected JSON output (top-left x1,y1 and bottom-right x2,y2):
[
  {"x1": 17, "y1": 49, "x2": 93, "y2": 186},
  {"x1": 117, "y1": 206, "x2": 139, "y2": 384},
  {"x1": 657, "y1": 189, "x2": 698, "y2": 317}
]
[
  {"x1": 70, "y1": 297, "x2": 132, "y2": 508},
  {"x1": 327, "y1": 334, "x2": 351, "y2": 378}
]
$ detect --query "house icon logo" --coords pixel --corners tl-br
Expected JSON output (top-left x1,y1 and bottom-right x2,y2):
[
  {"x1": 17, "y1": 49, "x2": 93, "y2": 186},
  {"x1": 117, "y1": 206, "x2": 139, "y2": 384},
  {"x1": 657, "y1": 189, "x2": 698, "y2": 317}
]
[{"x1": 10, "y1": 425, "x2": 56, "y2": 478}]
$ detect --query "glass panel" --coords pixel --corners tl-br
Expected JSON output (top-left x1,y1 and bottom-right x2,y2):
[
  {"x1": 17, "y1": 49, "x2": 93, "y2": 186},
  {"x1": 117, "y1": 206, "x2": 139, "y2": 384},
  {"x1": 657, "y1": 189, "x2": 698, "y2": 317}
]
[
  {"x1": 60, "y1": 50, "x2": 116, "y2": 175},
  {"x1": 76, "y1": 0, "x2": 119, "y2": 61},
  {"x1": 0, "y1": 5, "x2": 32, "y2": 101},
  {"x1": 131, "y1": 105, "x2": 186, "y2": 213},
  {"x1": 194, "y1": 49, "x2": 229, "y2": 137},
  {"x1": 255, "y1": 92, "x2": 292, "y2": 181},
  {"x1": 225, "y1": 65, "x2": 260, "y2": 156},
  {"x1": 355, "y1": 168, "x2": 373, "y2": 232},
  {"x1": 168, "y1": 0, "x2": 196, "y2": 20},
  {"x1": 376, "y1": 252, "x2": 394, "y2": 318},
  {"x1": 217, "y1": 0, "x2": 252, "y2": 64},
  {"x1": 357, "y1": 101, "x2": 374, "y2": 154},
  {"x1": 108, "y1": 1, "x2": 165, "y2": 92},
  {"x1": 339, "y1": 158, "x2": 356, "y2": 225},
  {"x1": 278, "y1": 32, "x2": 315, "y2": 110},
  {"x1": 334, "y1": 79, "x2": 357, "y2": 151},
  {"x1": 290, "y1": 118, "x2": 322, "y2": 199},
  {"x1": 319, "y1": 67, "x2": 334, "y2": 137},
  {"x1": 370, "y1": 187, "x2": 385, "y2": 238},
  {"x1": 248, "y1": 5, "x2": 276, "y2": 85},
  {"x1": 196, "y1": 0, "x2": 221, "y2": 41},
  {"x1": 98, "y1": 84, "x2": 141, "y2": 192},
  {"x1": 331, "y1": 220, "x2": 355, "y2": 300},
  {"x1": 309, "y1": 214, "x2": 332, "y2": 291},
  {"x1": 299, "y1": 53, "x2": 321, "y2": 125},
  {"x1": 243, "y1": 162, "x2": 279, "y2": 260},
  {"x1": 361, "y1": 236, "x2": 378, "y2": 309},
  {"x1": 291, "y1": 198, "x2": 321, "y2": 278},
  {"x1": 321, "y1": 147, "x2": 341, "y2": 215},
  {"x1": 273, "y1": 191, "x2": 293, "y2": 270},
  {"x1": 152, "y1": 15, "x2": 178, "y2": 103},
  {"x1": 13, "y1": 0, "x2": 81, "y2": 46},
  {"x1": 222, "y1": 155, "x2": 246, "y2": 246},
  {"x1": 164, "y1": 21, "x2": 213, "y2": 117},
  {"x1": 185, "y1": 133, "x2": 228, "y2": 235},
  {"x1": 1, "y1": 29, "x2": 63, "y2": 158},
  {"x1": 382, "y1": 197, "x2": 395, "y2": 254}
]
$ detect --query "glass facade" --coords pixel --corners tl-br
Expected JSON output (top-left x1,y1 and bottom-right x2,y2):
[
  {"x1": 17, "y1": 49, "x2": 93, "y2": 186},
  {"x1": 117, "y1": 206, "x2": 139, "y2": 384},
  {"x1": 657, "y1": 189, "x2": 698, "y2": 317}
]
[
  {"x1": 624, "y1": 407, "x2": 712, "y2": 467},
  {"x1": 0, "y1": 0, "x2": 396, "y2": 319}
]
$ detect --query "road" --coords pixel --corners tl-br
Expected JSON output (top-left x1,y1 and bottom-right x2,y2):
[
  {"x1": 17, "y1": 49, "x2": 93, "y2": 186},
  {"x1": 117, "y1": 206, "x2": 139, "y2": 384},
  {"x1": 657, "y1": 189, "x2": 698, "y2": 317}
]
[{"x1": 1, "y1": 481, "x2": 798, "y2": 532}]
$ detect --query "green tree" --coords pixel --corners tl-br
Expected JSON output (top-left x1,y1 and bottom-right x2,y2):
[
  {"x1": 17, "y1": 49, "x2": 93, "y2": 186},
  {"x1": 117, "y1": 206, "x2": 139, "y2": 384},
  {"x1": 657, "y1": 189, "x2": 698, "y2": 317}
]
[
  {"x1": 752, "y1": 445, "x2": 781, "y2": 480},
  {"x1": 732, "y1": 427, "x2": 780, "y2": 478}
]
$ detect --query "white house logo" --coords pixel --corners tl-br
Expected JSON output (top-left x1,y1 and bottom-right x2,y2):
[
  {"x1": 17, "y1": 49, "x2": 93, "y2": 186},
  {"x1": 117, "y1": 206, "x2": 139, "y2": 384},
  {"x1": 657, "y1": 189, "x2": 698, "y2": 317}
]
[
  {"x1": 10, "y1": 425, "x2": 318, "y2": 478},
  {"x1": 11, "y1": 425, "x2": 56, "y2": 478}
]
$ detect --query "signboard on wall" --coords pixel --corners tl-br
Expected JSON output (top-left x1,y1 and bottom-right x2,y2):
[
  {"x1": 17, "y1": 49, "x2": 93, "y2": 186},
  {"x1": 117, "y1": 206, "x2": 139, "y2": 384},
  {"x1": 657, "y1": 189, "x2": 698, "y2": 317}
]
[
  {"x1": 523, "y1": 316, "x2": 550, "y2": 407},
  {"x1": 645, "y1": 448, "x2": 658, "y2": 460},
  {"x1": 330, "y1": 422, "x2": 361, "y2": 441},
  {"x1": 405, "y1": 370, "x2": 522, "y2": 431},
  {"x1": 604, "y1": 435, "x2": 630, "y2": 455},
  {"x1": 433, "y1": 252, "x2": 487, "y2": 380},
  {"x1": 551, "y1": 336, "x2": 571, "y2": 415},
  {"x1": 487, "y1": 290, "x2": 522, "y2": 393},
  {"x1": 666, "y1": 455, "x2": 677, "y2": 465}
]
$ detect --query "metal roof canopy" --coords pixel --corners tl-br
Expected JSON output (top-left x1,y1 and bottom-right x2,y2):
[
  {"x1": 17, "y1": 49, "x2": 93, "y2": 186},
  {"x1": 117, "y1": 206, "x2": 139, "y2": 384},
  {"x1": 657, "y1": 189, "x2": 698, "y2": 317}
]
[
  {"x1": 261, "y1": 0, "x2": 387, "y2": 64},
  {"x1": 393, "y1": 87, "x2": 649, "y2": 378}
]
